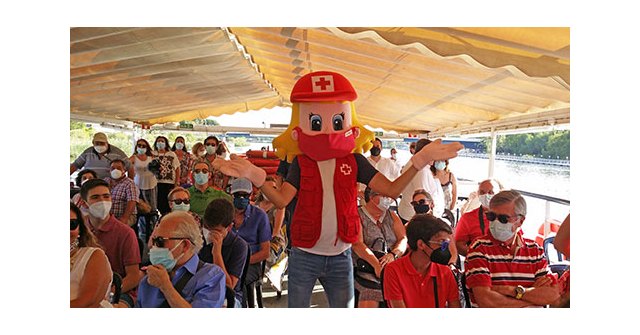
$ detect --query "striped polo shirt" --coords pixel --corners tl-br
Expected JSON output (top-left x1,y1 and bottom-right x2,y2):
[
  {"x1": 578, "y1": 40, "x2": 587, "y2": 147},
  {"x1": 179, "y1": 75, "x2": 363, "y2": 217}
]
[{"x1": 464, "y1": 233, "x2": 556, "y2": 307}]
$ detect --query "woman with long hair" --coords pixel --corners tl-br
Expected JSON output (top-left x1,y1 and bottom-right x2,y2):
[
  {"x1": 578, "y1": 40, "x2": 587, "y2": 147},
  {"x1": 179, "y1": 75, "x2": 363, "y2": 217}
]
[{"x1": 129, "y1": 138, "x2": 158, "y2": 212}]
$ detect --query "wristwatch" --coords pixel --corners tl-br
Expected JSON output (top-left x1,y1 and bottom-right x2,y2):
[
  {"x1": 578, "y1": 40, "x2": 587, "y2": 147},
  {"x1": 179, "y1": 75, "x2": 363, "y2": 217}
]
[{"x1": 514, "y1": 285, "x2": 526, "y2": 300}]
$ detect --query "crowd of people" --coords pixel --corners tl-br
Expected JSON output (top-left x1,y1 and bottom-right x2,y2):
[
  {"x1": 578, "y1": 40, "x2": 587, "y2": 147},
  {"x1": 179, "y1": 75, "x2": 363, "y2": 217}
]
[{"x1": 69, "y1": 130, "x2": 569, "y2": 308}]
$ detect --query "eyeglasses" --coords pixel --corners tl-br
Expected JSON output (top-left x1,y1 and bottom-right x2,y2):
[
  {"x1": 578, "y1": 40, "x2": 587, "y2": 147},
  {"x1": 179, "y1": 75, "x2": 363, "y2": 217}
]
[
  {"x1": 194, "y1": 169, "x2": 209, "y2": 174},
  {"x1": 485, "y1": 211, "x2": 521, "y2": 224},
  {"x1": 151, "y1": 236, "x2": 189, "y2": 248},
  {"x1": 427, "y1": 239, "x2": 450, "y2": 251},
  {"x1": 172, "y1": 199, "x2": 190, "y2": 205},
  {"x1": 411, "y1": 199, "x2": 430, "y2": 206},
  {"x1": 70, "y1": 219, "x2": 80, "y2": 230},
  {"x1": 234, "y1": 193, "x2": 250, "y2": 199}
]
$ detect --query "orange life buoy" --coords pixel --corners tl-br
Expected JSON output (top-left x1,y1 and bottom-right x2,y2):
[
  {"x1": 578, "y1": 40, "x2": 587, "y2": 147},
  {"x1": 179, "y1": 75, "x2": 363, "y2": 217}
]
[{"x1": 535, "y1": 219, "x2": 561, "y2": 246}]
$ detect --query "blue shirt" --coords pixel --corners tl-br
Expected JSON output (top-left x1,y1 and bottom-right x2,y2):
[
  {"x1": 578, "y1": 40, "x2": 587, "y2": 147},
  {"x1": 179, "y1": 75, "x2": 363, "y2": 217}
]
[
  {"x1": 232, "y1": 204, "x2": 271, "y2": 255},
  {"x1": 135, "y1": 254, "x2": 226, "y2": 308}
]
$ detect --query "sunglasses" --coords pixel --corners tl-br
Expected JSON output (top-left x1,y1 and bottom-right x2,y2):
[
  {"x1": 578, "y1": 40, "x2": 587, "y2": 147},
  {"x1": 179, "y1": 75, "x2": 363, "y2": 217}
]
[
  {"x1": 234, "y1": 193, "x2": 250, "y2": 199},
  {"x1": 428, "y1": 239, "x2": 450, "y2": 251},
  {"x1": 172, "y1": 199, "x2": 190, "y2": 205},
  {"x1": 411, "y1": 199, "x2": 430, "y2": 206},
  {"x1": 485, "y1": 211, "x2": 521, "y2": 224},
  {"x1": 70, "y1": 219, "x2": 80, "y2": 230},
  {"x1": 151, "y1": 236, "x2": 189, "y2": 248}
]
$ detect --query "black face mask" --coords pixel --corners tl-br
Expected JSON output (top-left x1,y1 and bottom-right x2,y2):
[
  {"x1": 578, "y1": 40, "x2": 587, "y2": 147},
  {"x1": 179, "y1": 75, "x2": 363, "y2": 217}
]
[
  {"x1": 413, "y1": 204, "x2": 430, "y2": 214},
  {"x1": 370, "y1": 147, "x2": 381, "y2": 157},
  {"x1": 423, "y1": 241, "x2": 451, "y2": 265}
]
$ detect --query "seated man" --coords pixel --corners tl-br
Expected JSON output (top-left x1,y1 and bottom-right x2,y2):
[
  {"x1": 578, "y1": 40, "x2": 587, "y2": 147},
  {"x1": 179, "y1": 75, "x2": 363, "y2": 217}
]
[
  {"x1": 229, "y1": 178, "x2": 271, "y2": 307},
  {"x1": 80, "y1": 179, "x2": 143, "y2": 307},
  {"x1": 199, "y1": 198, "x2": 249, "y2": 308},
  {"x1": 464, "y1": 190, "x2": 560, "y2": 308},
  {"x1": 412, "y1": 189, "x2": 458, "y2": 265},
  {"x1": 454, "y1": 179, "x2": 503, "y2": 257},
  {"x1": 187, "y1": 161, "x2": 232, "y2": 219},
  {"x1": 106, "y1": 159, "x2": 139, "y2": 227},
  {"x1": 136, "y1": 211, "x2": 226, "y2": 307},
  {"x1": 383, "y1": 214, "x2": 460, "y2": 308}
]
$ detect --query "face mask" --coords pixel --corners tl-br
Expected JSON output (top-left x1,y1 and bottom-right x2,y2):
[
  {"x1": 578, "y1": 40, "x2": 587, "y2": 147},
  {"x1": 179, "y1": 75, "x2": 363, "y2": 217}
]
[
  {"x1": 479, "y1": 194, "x2": 493, "y2": 208},
  {"x1": 136, "y1": 147, "x2": 146, "y2": 155},
  {"x1": 172, "y1": 203, "x2": 190, "y2": 212},
  {"x1": 427, "y1": 243, "x2": 452, "y2": 265},
  {"x1": 233, "y1": 197, "x2": 250, "y2": 210},
  {"x1": 206, "y1": 145, "x2": 217, "y2": 155},
  {"x1": 81, "y1": 178, "x2": 92, "y2": 185},
  {"x1": 156, "y1": 142, "x2": 166, "y2": 150},
  {"x1": 489, "y1": 220, "x2": 517, "y2": 242},
  {"x1": 198, "y1": 150, "x2": 206, "y2": 157},
  {"x1": 370, "y1": 147, "x2": 381, "y2": 157},
  {"x1": 194, "y1": 172, "x2": 209, "y2": 185},
  {"x1": 202, "y1": 227, "x2": 212, "y2": 245},
  {"x1": 89, "y1": 201, "x2": 112, "y2": 220},
  {"x1": 175, "y1": 142, "x2": 184, "y2": 150},
  {"x1": 94, "y1": 145, "x2": 107, "y2": 154},
  {"x1": 295, "y1": 126, "x2": 356, "y2": 161},
  {"x1": 376, "y1": 197, "x2": 392, "y2": 211},
  {"x1": 391, "y1": 153, "x2": 397, "y2": 160},
  {"x1": 413, "y1": 203, "x2": 431, "y2": 214},
  {"x1": 434, "y1": 161, "x2": 446, "y2": 171},
  {"x1": 149, "y1": 243, "x2": 183, "y2": 272},
  {"x1": 261, "y1": 192, "x2": 270, "y2": 203},
  {"x1": 220, "y1": 152, "x2": 229, "y2": 159},
  {"x1": 110, "y1": 169, "x2": 123, "y2": 179}
]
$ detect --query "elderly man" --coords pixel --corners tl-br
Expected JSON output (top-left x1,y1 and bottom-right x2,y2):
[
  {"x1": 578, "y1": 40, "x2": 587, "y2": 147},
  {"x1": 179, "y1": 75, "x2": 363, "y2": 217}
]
[
  {"x1": 199, "y1": 198, "x2": 249, "y2": 308},
  {"x1": 230, "y1": 178, "x2": 271, "y2": 307},
  {"x1": 80, "y1": 178, "x2": 143, "y2": 307},
  {"x1": 464, "y1": 190, "x2": 560, "y2": 308},
  {"x1": 136, "y1": 211, "x2": 226, "y2": 307},
  {"x1": 71, "y1": 132, "x2": 129, "y2": 180},
  {"x1": 383, "y1": 214, "x2": 460, "y2": 308},
  {"x1": 106, "y1": 159, "x2": 139, "y2": 227},
  {"x1": 187, "y1": 160, "x2": 232, "y2": 219},
  {"x1": 454, "y1": 179, "x2": 503, "y2": 256}
]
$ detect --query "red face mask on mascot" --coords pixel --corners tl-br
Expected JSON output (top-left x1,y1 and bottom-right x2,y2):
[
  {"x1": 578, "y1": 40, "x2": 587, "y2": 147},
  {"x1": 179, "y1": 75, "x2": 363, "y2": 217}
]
[{"x1": 294, "y1": 126, "x2": 357, "y2": 161}]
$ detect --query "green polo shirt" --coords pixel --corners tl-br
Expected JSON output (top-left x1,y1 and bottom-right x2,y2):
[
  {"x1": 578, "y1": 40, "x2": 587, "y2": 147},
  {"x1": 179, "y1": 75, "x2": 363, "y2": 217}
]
[{"x1": 187, "y1": 186, "x2": 232, "y2": 218}]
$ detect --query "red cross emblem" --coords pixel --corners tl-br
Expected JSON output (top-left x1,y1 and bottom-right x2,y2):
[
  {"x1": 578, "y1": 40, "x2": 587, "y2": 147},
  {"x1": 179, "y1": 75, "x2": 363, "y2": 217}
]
[
  {"x1": 312, "y1": 75, "x2": 334, "y2": 93},
  {"x1": 340, "y1": 163, "x2": 352, "y2": 176}
]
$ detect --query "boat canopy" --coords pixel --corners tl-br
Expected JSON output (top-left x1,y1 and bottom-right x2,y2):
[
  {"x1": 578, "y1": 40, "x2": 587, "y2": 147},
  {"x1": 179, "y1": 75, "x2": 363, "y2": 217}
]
[{"x1": 71, "y1": 27, "x2": 569, "y2": 137}]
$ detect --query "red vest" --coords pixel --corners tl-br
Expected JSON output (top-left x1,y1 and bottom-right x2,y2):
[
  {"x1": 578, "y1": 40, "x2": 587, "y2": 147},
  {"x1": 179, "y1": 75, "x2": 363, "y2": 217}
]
[{"x1": 291, "y1": 154, "x2": 360, "y2": 248}]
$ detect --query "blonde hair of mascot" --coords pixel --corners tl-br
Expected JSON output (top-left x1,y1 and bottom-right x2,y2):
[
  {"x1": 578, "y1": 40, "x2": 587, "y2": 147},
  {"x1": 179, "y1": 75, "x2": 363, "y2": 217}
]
[{"x1": 273, "y1": 102, "x2": 375, "y2": 163}]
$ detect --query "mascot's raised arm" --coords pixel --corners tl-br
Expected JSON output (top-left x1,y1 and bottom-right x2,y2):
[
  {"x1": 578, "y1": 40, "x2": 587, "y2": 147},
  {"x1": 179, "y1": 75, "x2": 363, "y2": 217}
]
[{"x1": 217, "y1": 71, "x2": 463, "y2": 307}]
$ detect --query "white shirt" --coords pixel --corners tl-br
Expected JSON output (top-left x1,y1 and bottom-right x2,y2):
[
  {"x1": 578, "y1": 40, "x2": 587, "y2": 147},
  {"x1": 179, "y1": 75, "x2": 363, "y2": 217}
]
[
  {"x1": 397, "y1": 161, "x2": 445, "y2": 221},
  {"x1": 367, "y1": 156, "x2": 400, "y2": 181}
]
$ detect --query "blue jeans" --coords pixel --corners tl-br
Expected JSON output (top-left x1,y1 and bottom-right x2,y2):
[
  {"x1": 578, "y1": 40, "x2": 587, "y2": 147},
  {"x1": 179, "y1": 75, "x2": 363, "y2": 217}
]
[{"x1": 287, "y1": 247, "x2": 354, "y2": 308}]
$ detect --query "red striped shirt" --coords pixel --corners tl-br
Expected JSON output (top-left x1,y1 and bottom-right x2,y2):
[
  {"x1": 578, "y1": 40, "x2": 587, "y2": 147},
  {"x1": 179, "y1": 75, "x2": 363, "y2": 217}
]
[{"x1": 464, "y1": 233, "x2": 556, "y2": 307}]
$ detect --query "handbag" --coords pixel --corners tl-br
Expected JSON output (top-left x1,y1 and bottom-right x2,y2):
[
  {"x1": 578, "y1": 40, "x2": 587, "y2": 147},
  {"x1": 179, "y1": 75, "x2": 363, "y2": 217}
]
[{"x1": 354, "y1": 237, "x2": 387, "y2": 290}]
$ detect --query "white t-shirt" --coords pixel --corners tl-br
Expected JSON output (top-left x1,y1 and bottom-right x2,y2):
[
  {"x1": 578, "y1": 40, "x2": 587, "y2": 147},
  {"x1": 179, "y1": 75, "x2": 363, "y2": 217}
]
[{"x1": 397, "y1": 161, "x2": 445, "y2": 221}]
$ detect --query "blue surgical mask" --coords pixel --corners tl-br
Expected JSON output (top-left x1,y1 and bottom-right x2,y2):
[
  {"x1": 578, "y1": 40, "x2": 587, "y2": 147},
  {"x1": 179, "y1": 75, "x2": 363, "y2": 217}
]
[
  {"x1": 233, "y1": 197, "x2": 250, "y2": 210},
  {"x1": 149, "y1": 243, "x2": 183, "y2": 271},
  {"x1": 175, "y1": 142, "x2": 184, "y2": 150},
  {"x1": 136, "y1": 147, "x2": 146, "y2": 155},
  {"x1": 156, "y1": 142, "x2": 166, "y2": 150},
  {"x1": 434, "y1": 161, "x2": 446, "y2": 171},
  {"x1": 489, "y1": 220, "x2": 516, "y2": 242},
  {"x1": 194, "y1": 172, "x2": 209, "y2": 185}
]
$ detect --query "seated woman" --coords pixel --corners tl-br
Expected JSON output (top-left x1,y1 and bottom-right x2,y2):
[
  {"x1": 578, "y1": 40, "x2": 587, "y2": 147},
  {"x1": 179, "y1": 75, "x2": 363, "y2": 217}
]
[
  {"x1": 352, "y1": 187, "x2": 408, "y2": 308},
  {"x1": 70, "y1": 202, "x2": 113, "y2": 308},
  {"x1": 411, "y1": 189, "x2": 458, "y2": 266},
  {"x1": 71, "y1": 169, "x2": 97, "y2": 218}
]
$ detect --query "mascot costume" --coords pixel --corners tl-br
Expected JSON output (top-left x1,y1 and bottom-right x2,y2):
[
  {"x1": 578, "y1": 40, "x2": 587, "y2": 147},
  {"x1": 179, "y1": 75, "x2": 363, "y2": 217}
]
[{"x1": 218, "y1": 71, "x2": 463, "y2": 307}]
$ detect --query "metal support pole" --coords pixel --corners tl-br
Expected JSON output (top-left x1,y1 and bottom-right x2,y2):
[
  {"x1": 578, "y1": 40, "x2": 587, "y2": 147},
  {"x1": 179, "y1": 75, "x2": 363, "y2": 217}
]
[{"x1": 488, "y1": 127, "x2": 497, "y2": 178}]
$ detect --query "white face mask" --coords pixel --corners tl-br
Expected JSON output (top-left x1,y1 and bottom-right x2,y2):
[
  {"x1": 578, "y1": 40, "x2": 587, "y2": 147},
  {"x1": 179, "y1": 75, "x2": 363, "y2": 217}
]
[
  {"x1": 376, "y1": 197, "x2": 393, "y2": 211},
  {"x1": 89, "y1": 201, "x2": 112, "y2": 220},
  {"x1": 94, "y1": 145, "x2": 107, "y2": 154},
  {"x1": 489, "y1": 220, "x2": 517, "y2": 242},
  {"x1": 206, "y1": 145, "x2": 217, "y2": 155},
  {"x1": 198, "y1": 150, "x2": 206, "y2": 157},
  {"x1": 202, "y1": 227, "x2": 212, "y2": 245},
  {"x1": 479, "y1": 194, "x2": 493, "y2": 208},
  {"x1": 175, "y1": 142, "x2": 184, "y2": 150},
  {"x1": 110, "y1": 169, "x2": 123, "y2": 179}
]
